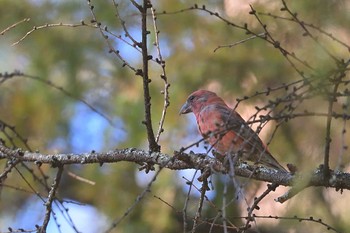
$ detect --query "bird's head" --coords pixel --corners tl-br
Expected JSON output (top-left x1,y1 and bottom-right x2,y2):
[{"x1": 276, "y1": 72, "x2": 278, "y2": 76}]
[{"x1": 179, "y1": 90, "x2": 225, "y2": 115}]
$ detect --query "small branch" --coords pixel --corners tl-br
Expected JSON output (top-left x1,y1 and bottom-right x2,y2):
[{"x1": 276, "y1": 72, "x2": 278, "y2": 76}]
[
  {"x1": 0, "y1": 159, "x2": 21, "y2": 195},
  {"x1": 1, "y1": 18, "x2": 30, "y2": 36},
  {"x1": 254, "y1": 215, "x2": 341, "y2": 233},
  {"x1": 139, "y1": 0, "x2": 160, "y2": 152},
  {"x1": 12, "y1": 21, "x2": 97, "y2": 46},
  {"x1": 112, "y1": 1, "x2": 140, "y2": 47},
  {"x1": 257, "y1": 11, "x2": 350, "y2": 51},
  {"x1": 86, "y1": 0, "x2": 138, "y2": 73},
  {"x1": 67, "y1": 171, "x2": 95, "y2": 185},
  {"x1": 157, "y1": 4, "x2": 316, "y2": 78},
  {"x1": 323, "y1": 59, "x2": 350, "y2": 178},
  {"x1": 275, "y1": 184, "x2": 306, "y2": 203},
  {"x1": 281, "y1": 0, "x2": 339, "y2": 63},
  {"x1": 191, "y1": 173, "x2": 209, "y2": 233},
  {"x1": 39, "y1": 166, "x2": 64, "y2": 233},
  {"x1": 324, "y1": 89, "x2": 337, "y2": 178},
  {"x1": 248, "y1": 4, "x2": 314, "y2": 79},
  {"x1": 0, "y1": 159, "x2": 20, "y2": 181},
  {"x1": 105, "y1": 167, "x2": 163, "y2": 233},
  {"x1": 129, "y1": 0, "x2": 143, "y2": 12},
  {"x1": 0, "y1": 118, "x2": 32, "y2": 151},
  {"x1": 182, "y1": 170, "x2": 199, "y2": 233},
  {"x1": 214, "y1": 33, "x2": 265, "y2": 52},
  {"x1": 240, "y1": 183, "x2": 279, "y2": 232},
  {"x1": 0, "y1": 70, "x2": 22, "y2": 84},
  {"x1": 25, "y1": 74, "x2": 114, "y2": 126},
  {"x1": 0, "y1": 71, "x2": 113, "y2": 130},
  {"x1": 222, "y1": 177, "x2": 228, "y2": 233},
  {"x1": 151, "y1": 5, "x2": 170, "y2": 143},
  {"x1": 337, "y1": 97, "x2": 349, "y2": 170}
]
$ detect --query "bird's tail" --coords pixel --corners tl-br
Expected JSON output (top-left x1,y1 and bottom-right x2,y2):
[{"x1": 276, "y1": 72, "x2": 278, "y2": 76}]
[{"x1": 260, "y1": 151, "x2": 288, "y2": 173}]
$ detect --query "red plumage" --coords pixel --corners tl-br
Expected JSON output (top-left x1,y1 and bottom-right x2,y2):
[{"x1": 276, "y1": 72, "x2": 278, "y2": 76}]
[{"x1": 180, "y1": 90, "x2": 287, "y2": 172}]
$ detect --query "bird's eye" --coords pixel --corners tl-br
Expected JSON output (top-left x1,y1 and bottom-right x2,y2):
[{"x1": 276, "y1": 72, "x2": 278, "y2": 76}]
[{"x1": 188, "y1": 95, "x2": 195, "y2": 102}]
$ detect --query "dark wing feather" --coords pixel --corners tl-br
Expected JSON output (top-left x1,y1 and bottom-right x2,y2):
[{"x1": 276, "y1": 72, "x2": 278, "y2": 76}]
[{"x1": 217, "y1": 105, "x2": 286, "y2": 169}]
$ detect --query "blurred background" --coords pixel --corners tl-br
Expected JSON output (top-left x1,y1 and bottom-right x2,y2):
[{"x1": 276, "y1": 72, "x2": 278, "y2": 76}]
[{"x1": 0, "y1": 0, "x2": 349, "y2": 232}]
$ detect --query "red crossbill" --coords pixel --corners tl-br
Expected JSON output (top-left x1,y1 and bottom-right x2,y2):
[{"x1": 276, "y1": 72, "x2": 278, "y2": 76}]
[{"x1": 180, "y1": 90, "x2": 287, "y2": 172}]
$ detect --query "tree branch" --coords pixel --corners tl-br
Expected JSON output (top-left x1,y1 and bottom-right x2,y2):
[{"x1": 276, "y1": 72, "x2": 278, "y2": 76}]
[
  {"x1": 139, "y1": 0, "x2": 160, "y2": 152},
  {"x1": 1, "y1": 144, "x2": 350, "y2": 192}
]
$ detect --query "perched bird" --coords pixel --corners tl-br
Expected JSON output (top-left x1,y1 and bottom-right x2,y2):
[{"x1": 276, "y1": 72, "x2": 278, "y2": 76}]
[{"x1": 180, "y1": 90, "x2": 287, "y2": 172}]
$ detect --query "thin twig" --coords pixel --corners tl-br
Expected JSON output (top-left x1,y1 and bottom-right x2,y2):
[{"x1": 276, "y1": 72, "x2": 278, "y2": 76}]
[
  {"x1": 39, "y1": 166, "x2": 64, "y2": 233},
  {"x1": 2, "y1": 71, "x2": 114, "y2": 126},
  {"x1": 248, "y1": 4, "x2": 314, "y2": 78},
  {"x1": 323, "y1": 59, "x2": 350, "y2": 177},
  {"x1": 222, "y1": 176, "x2": 228, "y2": 233},
  {"x1": 214, "y1": 33, "x2": 265, "y2": 52},
  {"x1": 105, "y1": 168, "x2": 163, "y2": 232},
  {"x1": 86, "y1": 0, "x2": 138, "y2": 73},
  {"x1": 336, "y1": 97, "x2": 349, "y2": 170},
  {"x1": 12, "y1": 21, "x2": 97, "y2": 46},
  {"x1": 258, "y1": 11, "x2": 350, "y2": 51},
  {"x1": 151, "y1": 6, "x2": 170, "y2": 143},
  {"x1": 191, "y1": 173, "x2": 209, "y2": 233},
  {"x1": 67, "y1": 171, "x2": 96, "y2": 185},
  {"x1": 240, "y1": 183, "x2": 278, "y2": 232},
  {"x1": 112, "y1": 0, "x2": 140, "y2": 47},
  {"x1": 0, "y1": 18, "x2": 30, "y2": 36},
  {"x1": 23, "y1": 73, "x2": 114, "y2": 126},
  {"x1": 281, "y1": 0, "x2": 339, "y2": 63},
  {"x1": 182, "y1": 170, "x2": 199, "y2": 233},
  {"x1": 254, "y1": 215, "x2": 341, "y2": 233}
]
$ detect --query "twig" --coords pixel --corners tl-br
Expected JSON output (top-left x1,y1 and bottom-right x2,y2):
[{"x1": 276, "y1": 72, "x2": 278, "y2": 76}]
[
  {"x1": 222, "y1": 176, "x2": 228, "y2": 233},
  {"x1": 112, "y1": 0, "x2": 140, "y2": 47},
  {"x1": 14, "y1": 166, "x2": 46, "y2": 202},
  {"x1": 182, "y1": 170, "x2": 199, "y2": 233},
  {"x1": 22, "y1": 73, "x2": 114, "y2": 126},
  {"x1": 0, "y1": 18, "x2": 30, "y2": 36},
  {"x1": 53, "y1": 200, "x2": 80, "y2": 232},
  {"x1": 139, "y1": 0, "x2": 160, "y2": 152},
  {"x1": 0, "y1": 117, "x2": 32, "y2": 150},
  {"x1": 191, "y1": 172, "x2": 209, "y2": 233},
  {"x1": 105, "y1": 167, "x2": 163, "y2": 232},
  {"x1": 0, "y1": 158, "x2": 21, "y2": 195},
  {"x1": 12, "y1": 21, "x2": 97, "y2": 46},
  {"x1": 258, "y1": 11, "x2": 350, "y2": 51},
  {"x1": 153, "y1": 194, "x2": 177, "y2": 212},
  {"x1": 0, "y1": 71, "x2": 114, "y2": 126},
  {"x1": 336, "y1": 97, "x2": 349, "y2": 170},
  {"x1": 86, "y1": 0, "x2": 138, "y2": 73},
  {"x1": 281, "y1": 0, "x2": 339, "y2": 63},
  {"x1": 248, "y1": 4, "x2": 314, "y2": 79},
  {"x1": 240, "y1": 183, "x2": 279, "y2": 232},
  {"x1": 67, "y1": 171, "x2": 95, "y2": 185},
  {"x1": 158, "y1": 4, "x2": 315, "y2": 78},
  {"x1": 151, "y1": 5, "x2": 170, "y2": 143},
  {"x1": 254, "y1": 215, "x2": 341, "y2": 233},
  {"x1": 39, "y1": 166, "x2": 64, "y2": 233},
  {"x1": 323, "y1": 59, "x2": 350, "y2": 178},
  {"x1": 214, "y1": 33, "x2": 265, "y2": 52}
]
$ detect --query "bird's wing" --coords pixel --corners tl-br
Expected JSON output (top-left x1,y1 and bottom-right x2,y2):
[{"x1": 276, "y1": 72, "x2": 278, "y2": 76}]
[
  {"x1": 215, "y1": 104, "x2": 269, "y2": 154},
  {"x1": 198, "y1": 103, "x2": 286, "y2": 171}
]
